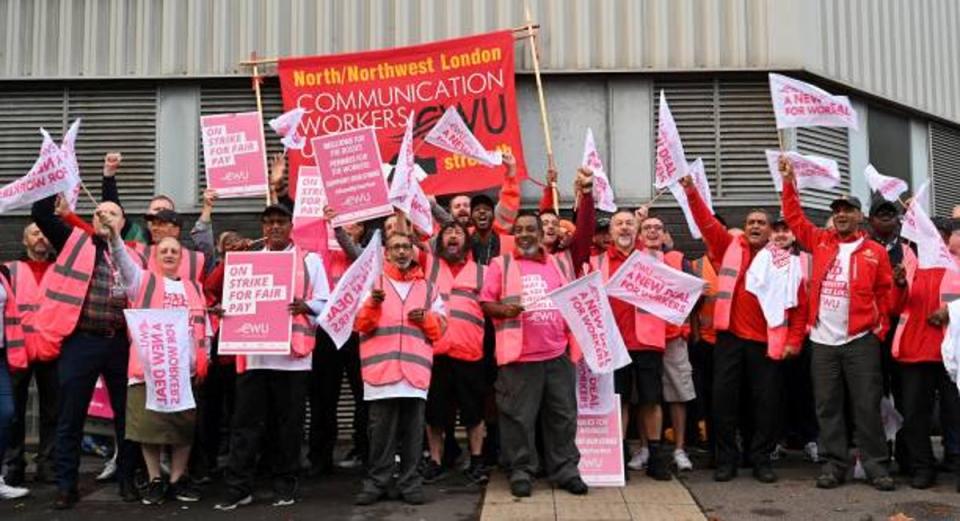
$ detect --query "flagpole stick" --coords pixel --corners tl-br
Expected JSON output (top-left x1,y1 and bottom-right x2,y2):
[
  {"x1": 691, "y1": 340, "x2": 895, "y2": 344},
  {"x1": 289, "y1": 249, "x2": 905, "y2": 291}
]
[
  {"x1": 647, "y1": 187, "x2": 668, "y2": 206},
  {"x1": 79, "y1": 181, "x2": 99, "y2": 207},
  {"x1": 777, "y1": 129, "x2": 786, "y2": 151},
  {"x1": 249, "y1": 52, "x2": 272, "y2": 207},
  {"x1": 524, "y1": 5, "x2": 559, "y2": 215}
]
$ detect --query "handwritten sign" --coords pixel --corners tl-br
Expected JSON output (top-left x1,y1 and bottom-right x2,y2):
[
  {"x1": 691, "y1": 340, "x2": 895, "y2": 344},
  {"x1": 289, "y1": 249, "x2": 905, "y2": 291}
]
[
  {"x1": 319, "y1": 230, "x2": 384, "y2": 348},
  {"x1": 200, "y1": 111, "x2": 269, "y2": 198},
  {"x1": 769, "y1": 73, "x2": 858, "y2": 130},
  {"x1": 312, "y1": 128, "x2": 393, "y2": 226},
  {"x1": 219, "y1": 251, "x2": 295, "y2": 355},
  {"x1": 125, "y1": 309, "x2": 196, "y2": 413},
  {"x1": 576, "y1": 394, "x2": 625, "y2": 487},
  {"x1": 549, "y1": 272, "x2": 631, "y2": 375},
  {"x1": 605, "y1": 251, "x2": 704, "y2": 325}
]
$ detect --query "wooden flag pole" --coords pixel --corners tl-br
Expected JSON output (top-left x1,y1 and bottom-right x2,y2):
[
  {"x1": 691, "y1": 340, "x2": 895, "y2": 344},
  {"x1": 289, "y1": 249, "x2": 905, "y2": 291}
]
[
  {"x1": 249, "y1": 52, "x2": 272, "y2": 207},
  {"x1": 524, "y1": 5, "x2": 559, "y2": 215},
  {"x1": 79, "y1": 181, "x2": 99, "y2": 207}
]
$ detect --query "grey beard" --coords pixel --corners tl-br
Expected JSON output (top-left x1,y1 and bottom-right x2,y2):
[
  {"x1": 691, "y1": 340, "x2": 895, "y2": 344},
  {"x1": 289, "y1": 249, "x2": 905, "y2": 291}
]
[{"x1": 518, "y1": 243, "x2": 539, "y2": 256}]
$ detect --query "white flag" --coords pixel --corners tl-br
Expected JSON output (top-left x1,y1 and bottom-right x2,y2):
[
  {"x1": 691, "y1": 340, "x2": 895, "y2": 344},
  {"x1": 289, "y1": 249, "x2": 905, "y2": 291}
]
[
  {"x1": 425, "y1": 106, "x2": 502, "y2": 167},
  {"x1": 0, "y1": 128, "x2": 82, "y2": 213},
  {"x1": 901, "y1": 184, "x2": 957, "y2": 272},
  {"x1": 318, "y1": 230, "x2": 384, "y2": 348},
  {"x1": 768, "y1": 73, "x2": 858, "y2": 130},
  {"x1": 581, "y1": 128, "x2": 617, "y2": 213},
  {"x1": 268, "y1": 108, "x2": 306, "y2": 150},
  {"x1": 125, "y1": 308, "x2": 197, "y2": 413},
  {"x1": 549, "y1": 272, "x2": 630, "y2": 375},
  {"x1": 60, "y1": 118, "x2": 83, "y2": 211},
  {"x1": 765, "y1": 150, "x2": 840, "y2": 192},
  {"x1": 605, "y1": 251, "x2": 704, "y2": 325},
  {"x1": 576, "y1": 358, "x2": 616, "y2": 415},
  {"x1": 654, "y1": 90, "x2": 687, "y2": 189},
  {"x1": 671, "y1": 158, "x2": 712, "y2": 240},
  {"x1": 863, "y1": 164, "x2": 908, "y2": 203},
  {"x1": 388, "y1": 113, "x2": 434, "y2": 234},
  {"x1": 942, "y1": 300, "x2": 960, "y2": 391}
]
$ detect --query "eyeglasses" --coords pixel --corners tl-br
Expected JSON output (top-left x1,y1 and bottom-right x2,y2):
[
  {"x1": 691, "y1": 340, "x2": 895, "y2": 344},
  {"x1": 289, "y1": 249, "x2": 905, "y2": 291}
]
[{"x1": 388, "y1": 244, "x2": 413, "y2": 251}]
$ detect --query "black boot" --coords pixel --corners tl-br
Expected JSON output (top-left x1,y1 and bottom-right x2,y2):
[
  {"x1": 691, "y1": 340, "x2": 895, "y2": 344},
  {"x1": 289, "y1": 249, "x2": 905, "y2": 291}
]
[{"x1": 645, "y1": 442, "x2": 672, "y2": 481}]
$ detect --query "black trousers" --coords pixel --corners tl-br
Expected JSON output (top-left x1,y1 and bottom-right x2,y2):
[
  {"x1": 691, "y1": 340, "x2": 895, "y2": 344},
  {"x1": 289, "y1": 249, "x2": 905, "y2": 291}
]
[
  {"x1": 4, "y1": 360, "x2": 59, "y2": 479},
  {"x1": 308, "y1": 331, "x2": 367, "y2": 466},
  {"x1": 192, "y1": 356, "x2": 236, "y2": 475},
  {"x1": 897, "y1": 362, "x2": 960, "y2": 476},
  {"x1": 712, "y1": 332, "x2": 781, "y2": 468},
  {"x1": 779, "y1": 341, "x2": 818, "y2": 445},
  {"x1": 688, "y1": 340, "x2": 714, "y2": 447},
  {"x1": 811, "y1": 334, "x2": 889, "y2": 479},
  {"x1": 363, "y1": 398, "x2": 425, "y2": 495},
  {"x1": 53, "y1": 332, "x2": 137, "y2": 493},
  {"x1": 223, "y1": 370, "x2": 309, "y2": 497}
]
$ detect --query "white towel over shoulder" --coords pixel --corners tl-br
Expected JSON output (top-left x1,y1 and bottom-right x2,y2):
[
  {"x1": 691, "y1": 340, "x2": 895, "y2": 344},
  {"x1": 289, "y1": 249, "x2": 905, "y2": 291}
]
[{"x1": 745, "y1": 246, "x2": 803, "y2": 327}]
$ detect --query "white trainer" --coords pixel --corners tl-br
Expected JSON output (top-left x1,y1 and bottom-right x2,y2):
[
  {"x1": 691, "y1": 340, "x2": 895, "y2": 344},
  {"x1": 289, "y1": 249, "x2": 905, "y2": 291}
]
[
  {"x1": 673, "y1": 449, "x2": 694, "y2": 472},
  {"x1": 803, "y1": 441, "x2": 820, "y2": 463},
  {"x1": 0, "y1": 477, "x2": 29, "y2": 500},
  {"x1": 627, "y1": 446, "x2": 649, "y2": 471}
]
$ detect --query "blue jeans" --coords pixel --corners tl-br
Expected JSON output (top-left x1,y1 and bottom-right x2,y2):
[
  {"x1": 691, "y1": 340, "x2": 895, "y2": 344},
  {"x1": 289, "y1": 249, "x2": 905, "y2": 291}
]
[{"x1": 0, "y1": 354, "x2": 15, "y2": 460}]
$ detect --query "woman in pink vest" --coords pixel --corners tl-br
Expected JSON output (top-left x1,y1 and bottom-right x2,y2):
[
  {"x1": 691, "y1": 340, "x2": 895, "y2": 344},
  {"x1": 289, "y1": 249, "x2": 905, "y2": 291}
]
[
  {"x1": 110, "y1": 228, "x2": 209, "y2": 506},
  {"x1": 353, "y1": 231, "x2": 446, "y2": 506}
]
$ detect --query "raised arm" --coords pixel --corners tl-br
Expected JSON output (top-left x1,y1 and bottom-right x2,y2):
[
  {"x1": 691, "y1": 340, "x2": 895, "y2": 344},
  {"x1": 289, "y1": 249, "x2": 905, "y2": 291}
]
[
  {"x1": 779, "y1": 158, "x2": 821, "y2": 252},
  {"x1": 569, "y1": 168, "x2": 596, "y2": 276},
  {"x1": 492, "y1": 152, "x2": 520, "y2": 234},
  {"x1": 680, "y1": 177, "x2": 732, "y2": 263},
  {"x1": 31, "y1": 195, "x2": 71, "y2": 252},
  {"x1": 191, "y1": 189, "x2": 218, "y2": 272},
  {"x1": 109, "y1": 229, "x2": 143, "y2": 301}
]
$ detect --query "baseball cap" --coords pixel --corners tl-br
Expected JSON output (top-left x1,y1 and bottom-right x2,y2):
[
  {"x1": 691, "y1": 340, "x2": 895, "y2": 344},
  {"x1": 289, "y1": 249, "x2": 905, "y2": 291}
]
[
  {"x1": 829, "y1": 194, "x2": 862, "y2": 212},
  {"x1": 260, "y1": 204, "x2": 293, "y2": 221},
  {"x1": 869, "y1": 193, "x2": 899, "y2": 216}
]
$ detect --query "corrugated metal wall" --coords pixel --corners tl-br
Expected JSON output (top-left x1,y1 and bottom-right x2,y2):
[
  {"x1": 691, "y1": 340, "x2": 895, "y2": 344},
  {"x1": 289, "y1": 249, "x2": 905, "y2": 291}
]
[{"x1": 2, "y1": 0, "x2": 958, "y2": 124}]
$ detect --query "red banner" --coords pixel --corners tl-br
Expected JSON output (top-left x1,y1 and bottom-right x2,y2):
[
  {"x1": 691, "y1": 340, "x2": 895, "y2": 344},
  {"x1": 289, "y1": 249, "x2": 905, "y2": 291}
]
[{"x1": 278, "y1": 30, "x2": 525, "y2": 196}]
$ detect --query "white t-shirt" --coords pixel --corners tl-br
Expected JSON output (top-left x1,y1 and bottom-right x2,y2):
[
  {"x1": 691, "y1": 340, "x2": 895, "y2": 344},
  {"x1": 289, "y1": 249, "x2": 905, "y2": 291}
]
[
  {"x1": 363, "y1": 277, "x2": 446, "y2": 402},
  {"x1": 810, "y1": 238, "x2": 868, "y2": 346}
]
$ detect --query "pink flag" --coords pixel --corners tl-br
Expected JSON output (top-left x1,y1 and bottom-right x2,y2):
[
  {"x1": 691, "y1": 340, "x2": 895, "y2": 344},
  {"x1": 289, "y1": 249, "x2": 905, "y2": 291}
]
[
  {"x1": 549, "y1": 272, "x2": 631, "y2": 375},
  {"x1": 269, "y1": 108, "x2": 306, "y2": 150},
  {"x1": 319, "y1": 230, "x2": 384, "y2": 348},
  {"x1": 670, "y1": 158, "x2": 712, "y2": 240},
  {"x1": 864, "y1": 164, "x2": 908, "y2": 203},
  {"x1": 581, "y1": 128, "x2": 617, "y2": 213},
  {"x1": 765, "y1": 150, "x2": 840, "y2": 192},
  {"x1": 605, "y1": 251, "x2": 704, "y2": 325},
  {"x1": 769, "y1": 73, "x2": 858, "y2": 130},
  {"x1": 125, "y1": 308, "x2": 196, "y2": 413},
  {"x1": 0, "y1": 128, "x2": 82, "y2": 213},
  {"x1": 654, "y1": 90, "x2": 687, "y2": 189},
  {"x1": 425, "y1": 107, "x2": 503, "y2": 167},
  {"x1": 292, "y1": 166, "x2": 339, "y2": 252},
  {"x1": 901, "y1": 182, "x2": 957, "y2": 272}
]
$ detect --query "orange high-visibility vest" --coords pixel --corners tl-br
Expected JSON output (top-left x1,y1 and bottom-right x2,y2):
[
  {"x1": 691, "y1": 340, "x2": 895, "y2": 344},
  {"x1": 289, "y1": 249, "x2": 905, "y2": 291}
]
[
  {"x1": 892, "y1": 268, "x2": 960, "y2": 358},
  {"x1": 359, "y1": 277, "x2": 438, "y2": 389},
  {"x1": 4, "y1": 260, "x2": 52, "y2": 361},
  {"x1": 233, "y1": 248, "x2": 317, "y2": 373},
  {"x1": 589, "y1": 251, "x2": 669, "y2": 350},
  {"x1": 134, "y1": 243, "x2": 205, "y2": 283},
  {"x1": 428, "y1": 256, "x2": 485, "y2": 362},
  {"x1": 488, "y1": 252, "x2": 582, "y2": 366},
  {"x1": 2, "y1": 273, "x2": 28, "y2": 371},
  {"x1": 127, "y1": 272, "x2": 207, "y2": 380},
  {"x1": 714, "y1": 240, "x2": 791, "y2": 359},
  {"x1": 691, "y1": 255, "x2": 718, "y2": 345}
]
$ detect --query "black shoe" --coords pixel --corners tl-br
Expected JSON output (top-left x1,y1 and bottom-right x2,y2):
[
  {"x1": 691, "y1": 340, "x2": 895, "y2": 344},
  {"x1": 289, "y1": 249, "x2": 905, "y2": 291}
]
[
  {"x1": 509, "y1": 479, "x2": 532, "y2": 498},
  {"x1": 119, "y1": 477, "x2": 141, "y2": 503},
  {"x1": 646, "y1": 445, "x2": 672, "y2": 481},
  {"x1": 871, "y1": 475, "x2": 896, "y2": 491},
  {"x1": 402, "y1": 489, "x2": 426, "y2": 505},
  {"x1": 464, "y1": 461, "x2": 490, "y2": 485},
  {"x1": 713, "y1": 465, "x2": 737, "y2": 482},
  {"x1": 53, "y1": 489, "x2": 79, "y2": 510},
  {"x1": 170, "y1": 478, "x2": 201, "y2": 502},
  {"x1": 753, "y1": 464, "x2": 778, "y2": 483},
  {"x1": 815, "y1": 472, "x2": 843, "y2": 489},
  {"x1": 560, "y1": 477, "x2": 589, "y2": 495},
  {"x1": 355, "y1": 489, "x2": 386, "y2": 506},
  {"x1": 214, "y1": 490, "x2": 253, "y2": 511},
  {"x1": 420, "y1": 459, "x2": 447, "y2": 484},
  {"x1": 141, "y1": 478, "x2": 167, "y2": 505},
  {"x1": 910, "y1": 471, "x2": 935, "y2": 490},
  {"x1": 4, "y1": 468, "x2": 25, "y2": 487}
]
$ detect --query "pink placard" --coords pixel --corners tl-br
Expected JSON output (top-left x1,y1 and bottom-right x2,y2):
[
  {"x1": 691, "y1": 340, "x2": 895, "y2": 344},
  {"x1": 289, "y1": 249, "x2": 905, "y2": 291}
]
[
  {"x1": 200, "y1": 111, "x2": 269, "y2": 198},
  {"x1": 292, "y1": 166, "x2": 340, "y2": 252},
  {"x1": 87, "y1": 376, "x2": 114, "y2": 420},
  {"x1": 576, "y1": 394, "x2": 624, "y2": 487},
  {"x1": 311, "y1": 128, "x2": 393, "y2": 227},
  {"x1": 219, "y1": 250, "x2": 295, "y2": 355}
]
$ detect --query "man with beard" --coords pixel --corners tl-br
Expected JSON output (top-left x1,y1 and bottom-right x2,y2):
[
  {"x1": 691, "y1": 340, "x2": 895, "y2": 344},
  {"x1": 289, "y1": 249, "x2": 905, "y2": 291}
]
[
  {"x1": 780, "y1": 159, "x2": 896, "y2": 491},
  {"x1": 353, "y1": 231, "x2": 447, "y2": 506},
  {"x1": 421, "y1": 221, "x2": 489, "y2": 485},
  {"x1": 479, "y1": 168, "x2": 595, "y2": 498},
  {"x1": 3, "y1": 223, "x2": 56, "y2": 489},
  {"x1": 679, "y1": 174, "x2": 807, "y2": 484}
]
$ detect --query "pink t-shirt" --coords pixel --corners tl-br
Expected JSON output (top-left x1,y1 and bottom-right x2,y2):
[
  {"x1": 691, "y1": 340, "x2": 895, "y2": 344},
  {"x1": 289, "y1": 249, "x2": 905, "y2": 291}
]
[{"x1": 480, "y1": 257, "x2": 568, "y2": 362}]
